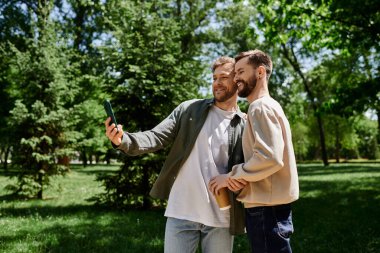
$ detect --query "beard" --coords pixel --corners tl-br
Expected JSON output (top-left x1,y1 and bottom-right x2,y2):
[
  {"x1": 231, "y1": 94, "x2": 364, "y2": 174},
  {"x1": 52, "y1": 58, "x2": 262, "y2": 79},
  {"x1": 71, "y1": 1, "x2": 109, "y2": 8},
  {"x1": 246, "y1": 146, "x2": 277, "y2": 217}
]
[
  {"x1": 213, "y1": 85, "x2": 238, "y2": 103},
  {"x1": 237, "y1": 74, "x2": 257, "y2": 98}
]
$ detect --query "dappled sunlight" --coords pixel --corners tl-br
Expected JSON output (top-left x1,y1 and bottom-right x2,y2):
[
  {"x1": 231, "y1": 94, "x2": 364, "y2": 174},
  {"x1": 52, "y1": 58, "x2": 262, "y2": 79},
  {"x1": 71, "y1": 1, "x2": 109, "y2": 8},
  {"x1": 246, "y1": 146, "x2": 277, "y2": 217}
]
[
  {"x1": 0, "y1": 204, "x2": 165, "y2": 253},
  {"x1": 1, "y1": 163, "x2": 380, "y2": 252},
  {"x1": 292, "y1": 163, "x2": 380, "y2": 252}
]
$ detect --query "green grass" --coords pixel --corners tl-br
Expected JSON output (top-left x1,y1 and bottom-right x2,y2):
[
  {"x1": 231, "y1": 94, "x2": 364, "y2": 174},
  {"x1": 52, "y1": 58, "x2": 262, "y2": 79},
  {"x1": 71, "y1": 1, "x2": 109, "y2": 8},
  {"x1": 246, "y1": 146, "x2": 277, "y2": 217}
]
[
  {"x1": 292, "y1": 163, "x2": 380, "y2": 253},
  {"x1": 0, "y1": 163, "x2": 379, "y2": 252},
  {"x1": 0, "y1": 165, "x2": 166, "y2": 253}
]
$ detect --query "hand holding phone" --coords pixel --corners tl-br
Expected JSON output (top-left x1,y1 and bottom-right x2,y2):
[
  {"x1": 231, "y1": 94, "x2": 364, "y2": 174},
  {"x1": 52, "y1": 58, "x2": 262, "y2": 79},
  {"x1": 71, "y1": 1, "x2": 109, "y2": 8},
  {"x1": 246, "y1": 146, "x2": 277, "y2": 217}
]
[
  {"x1": 104, "y1": 100, "x2": 118, "y2": 127},
  {"x1": 104, "y1": 100, "x2": 123, "y2": 145}
]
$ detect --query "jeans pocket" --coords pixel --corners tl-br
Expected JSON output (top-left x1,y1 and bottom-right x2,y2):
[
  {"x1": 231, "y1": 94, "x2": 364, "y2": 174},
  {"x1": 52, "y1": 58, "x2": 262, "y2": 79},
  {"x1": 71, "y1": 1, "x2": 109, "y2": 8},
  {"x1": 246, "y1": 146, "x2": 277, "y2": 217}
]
[
  {"x1": 246, "y1": 207, "x2": 264, "y2": 217},
  {"x1": 274, "y1": 207, "x2": 294, "y2": 239},
  {"x1": 246, "y1": 207, "x2": 265, "y2": 231},
  {"x1": 277, "y1": 219, "x2": 293, "y2": 239}
]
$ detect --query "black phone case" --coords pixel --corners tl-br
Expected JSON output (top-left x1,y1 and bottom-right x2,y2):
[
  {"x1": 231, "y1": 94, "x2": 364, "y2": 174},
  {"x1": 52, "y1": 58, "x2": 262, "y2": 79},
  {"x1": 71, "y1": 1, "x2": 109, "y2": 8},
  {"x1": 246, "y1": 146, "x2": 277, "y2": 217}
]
[{"x1": 103, "y1": 100, "x2": 118, "y2": 126}]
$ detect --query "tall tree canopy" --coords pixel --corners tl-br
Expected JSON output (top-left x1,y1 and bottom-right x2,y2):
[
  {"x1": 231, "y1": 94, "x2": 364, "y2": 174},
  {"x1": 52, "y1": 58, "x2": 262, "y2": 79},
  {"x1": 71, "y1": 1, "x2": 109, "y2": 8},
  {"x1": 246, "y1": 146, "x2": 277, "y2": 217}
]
[
  {"x1": 97, "y1": 0, "x2": 226, "y2": 208},
  {"x1": 0, "y1": 0, "x2": 378, "y2": 204}
]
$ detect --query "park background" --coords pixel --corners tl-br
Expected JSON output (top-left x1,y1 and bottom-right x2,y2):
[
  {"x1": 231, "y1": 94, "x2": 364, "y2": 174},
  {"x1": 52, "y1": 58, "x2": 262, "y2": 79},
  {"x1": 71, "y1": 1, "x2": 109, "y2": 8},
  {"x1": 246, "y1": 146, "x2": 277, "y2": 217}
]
[{"x1": 0, "y1": 0, "x2": 379, "y2": 252}]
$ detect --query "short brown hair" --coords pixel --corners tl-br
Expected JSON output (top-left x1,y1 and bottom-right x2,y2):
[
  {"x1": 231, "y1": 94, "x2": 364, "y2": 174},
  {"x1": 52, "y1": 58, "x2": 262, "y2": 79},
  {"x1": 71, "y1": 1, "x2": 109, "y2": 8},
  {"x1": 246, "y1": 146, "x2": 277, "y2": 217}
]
[
  {"x1": 211, "y1": 56, "x2": 235, "y2": 73},
  {"x1": 235, "y1": 49, "x2": 272, "y2": 80}
]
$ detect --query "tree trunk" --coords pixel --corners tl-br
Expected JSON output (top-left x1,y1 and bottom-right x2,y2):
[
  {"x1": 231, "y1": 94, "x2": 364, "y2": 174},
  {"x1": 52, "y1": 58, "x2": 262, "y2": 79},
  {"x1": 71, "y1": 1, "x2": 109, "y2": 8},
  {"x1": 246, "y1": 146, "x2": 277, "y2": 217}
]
[
  {"x1": 142, "y1": 166, "x2": 151, "y2": 210},
  {"x1": 58, "y1": 155, "x2": 70, "y2": 166},
  {"x1": 3, "y1": 146, "x2": 10, "y2": 171},
  {"x1": 281, "y1": 44, "x2": 329, "y2": 166},
  {"x1": 316, "y1": 115, "x2": 329, "y2": 165},
  {"x1": 37, "y1": 172, "x2": 43, "y2": 199},
  {"x1": 82, "y1": 150, "x2": 88, "y2": 167},
  {"x1": 334, "y1": 123, "x2": 340, "y2": 163},
  {"x1": 105, "y1": 149, "x2": 111, "y2": 165},
  {"x1": 377, "y1": 109, "x2": 380, "y2": 144},
  {"x1": 0, "y1": 147, "x2": 3, "y2": 165}
]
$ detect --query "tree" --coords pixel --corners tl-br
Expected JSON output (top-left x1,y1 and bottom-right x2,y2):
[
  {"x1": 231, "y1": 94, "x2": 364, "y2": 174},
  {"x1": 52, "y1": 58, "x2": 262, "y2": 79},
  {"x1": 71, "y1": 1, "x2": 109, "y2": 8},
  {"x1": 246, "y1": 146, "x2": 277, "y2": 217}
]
[
  {"x1": 5, "y1": 1, "x2": 78, "y2": 199},
  {"x1": 304, "y1": 0, "x2": 380, "y2": 147},
  {"x1": 251, "y1": 0, "x2": 330, "y2": 165},
  {"x1": 97, "y1": 0, "x2": 220, "y2": 209},
  {"x1": 0, "y1": 48, "x2": 14, "y2": 170},
  {"x1": 238, "y1": 0, "x2": 380, "y2": 164},
  {"x1": 309, "y1": 51, "x2": 379, "y2": 161},
  {"x1": 55, "y1": 0, "x2": 109, "y2": 166},
  {"x1": 72, "y1": 99, "x2": 110, "y2": 166},
  {"x1": 0, "y1": 1, "x2": 33, "y2": 170},
  {"x1": 354, "y1": 115, "x2": 379, "y2": 159}
]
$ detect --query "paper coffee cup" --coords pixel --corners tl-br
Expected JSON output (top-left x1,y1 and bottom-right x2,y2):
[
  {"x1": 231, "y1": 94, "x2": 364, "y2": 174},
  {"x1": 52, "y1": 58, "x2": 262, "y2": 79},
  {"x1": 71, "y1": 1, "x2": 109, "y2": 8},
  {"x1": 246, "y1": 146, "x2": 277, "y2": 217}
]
[{"x1": 214, "y1": 187, "x2": 231, "y2": 210}]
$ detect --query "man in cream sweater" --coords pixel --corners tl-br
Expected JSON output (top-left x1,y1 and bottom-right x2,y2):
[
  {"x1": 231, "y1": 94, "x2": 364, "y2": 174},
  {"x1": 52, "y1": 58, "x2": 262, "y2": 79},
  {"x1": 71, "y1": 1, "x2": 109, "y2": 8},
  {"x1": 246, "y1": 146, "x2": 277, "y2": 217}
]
[{"x1": 209, "y1": 49, "x2": 299, "y2": 253}]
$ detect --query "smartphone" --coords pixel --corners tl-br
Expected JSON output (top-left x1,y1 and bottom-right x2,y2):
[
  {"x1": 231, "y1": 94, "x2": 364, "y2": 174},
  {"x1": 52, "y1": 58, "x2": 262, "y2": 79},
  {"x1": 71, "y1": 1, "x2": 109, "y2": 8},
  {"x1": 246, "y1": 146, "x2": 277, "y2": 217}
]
[{"x1": 103, "y1": 100, "x2": 118, "y2": 127}]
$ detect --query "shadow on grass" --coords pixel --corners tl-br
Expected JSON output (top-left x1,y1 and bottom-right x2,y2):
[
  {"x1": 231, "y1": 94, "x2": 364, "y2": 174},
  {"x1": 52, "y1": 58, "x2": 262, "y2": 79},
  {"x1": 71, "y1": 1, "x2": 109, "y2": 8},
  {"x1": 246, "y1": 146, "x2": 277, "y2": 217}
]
[
  {"x1": 74, "y1": 169, "x2": 118, "y2": 175},
  {"x1": 292, "y1": 174, "x2": 380, "y2": 253},
  {"x1": 0, "y1": 164, "x2": 120, "y2": 177},
  {"x1": 0, "y1": 193, "x2": 20, "y2": 201},
  {"x1": 2, "y1": 163, "x2": 380, "y2": 253},
  {"x1": 70, "y1": 164, "x2": 120, "y2": 175},
  {"x1": 0, "y1": 204, "x2": 166, "y2": 253},
  {"x1": 0, "y1": 203, "x2": 107, "y2": 217},
  {"x1": 0, "y1": 203, "x2": 251, "y2": 253},
  {"x1": 298, "y1": 163, "x2": 380, "y2": 177}
]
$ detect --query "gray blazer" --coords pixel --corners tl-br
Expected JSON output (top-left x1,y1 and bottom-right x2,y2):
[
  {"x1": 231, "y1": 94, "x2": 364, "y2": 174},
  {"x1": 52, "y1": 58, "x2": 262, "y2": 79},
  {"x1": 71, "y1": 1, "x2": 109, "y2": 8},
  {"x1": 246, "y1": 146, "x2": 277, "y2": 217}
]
[{"x1": 118, "y1": 98, "x2": 246, "y2": 235}]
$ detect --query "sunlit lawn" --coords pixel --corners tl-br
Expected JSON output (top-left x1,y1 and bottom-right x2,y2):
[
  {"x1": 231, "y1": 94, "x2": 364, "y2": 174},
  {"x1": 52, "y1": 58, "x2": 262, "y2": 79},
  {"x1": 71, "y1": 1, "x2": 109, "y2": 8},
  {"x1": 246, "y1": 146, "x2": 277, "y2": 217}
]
[
  {"x1": 292, "y1": 163, "x2": 380, "y2": 253},
  {"x1": 0, "y1": 163, "x2": 379, "y2": 253},
  {"x1": 0, "y1": 165, "x2": 167, "y2": 253}
]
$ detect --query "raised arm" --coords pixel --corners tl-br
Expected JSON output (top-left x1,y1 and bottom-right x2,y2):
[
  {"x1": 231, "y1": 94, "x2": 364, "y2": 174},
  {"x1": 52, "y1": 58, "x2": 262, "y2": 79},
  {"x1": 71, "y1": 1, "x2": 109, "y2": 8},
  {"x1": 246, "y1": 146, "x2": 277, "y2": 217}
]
[{"x1": 104, "y1": 102, "x2": 184, "y2": 156}]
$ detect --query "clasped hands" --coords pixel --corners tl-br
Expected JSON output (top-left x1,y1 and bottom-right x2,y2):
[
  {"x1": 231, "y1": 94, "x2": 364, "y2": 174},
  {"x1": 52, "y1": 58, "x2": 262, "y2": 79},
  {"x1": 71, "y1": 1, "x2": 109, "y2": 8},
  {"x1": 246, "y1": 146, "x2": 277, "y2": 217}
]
[{"x1": 209, "y1": 174, "x2": 247, "y2": 195}]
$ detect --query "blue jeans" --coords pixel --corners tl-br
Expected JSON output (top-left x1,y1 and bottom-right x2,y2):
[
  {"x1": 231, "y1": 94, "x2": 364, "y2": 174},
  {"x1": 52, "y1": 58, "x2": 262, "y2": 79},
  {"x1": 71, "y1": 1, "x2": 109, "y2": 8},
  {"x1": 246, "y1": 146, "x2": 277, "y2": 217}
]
[
  {"x1": 245, "y1": 204, "x2": 294, "y2": 253},
  {"x1": 164, "y1": 217, "x2": 233, "y2": 253}
]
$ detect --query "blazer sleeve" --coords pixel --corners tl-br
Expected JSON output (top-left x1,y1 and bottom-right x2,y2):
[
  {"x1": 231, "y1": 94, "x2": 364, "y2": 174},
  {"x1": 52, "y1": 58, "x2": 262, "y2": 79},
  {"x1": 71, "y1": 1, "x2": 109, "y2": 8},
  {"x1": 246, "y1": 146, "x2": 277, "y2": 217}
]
[{"x1": 117, "y1": 103, "x2": 183, "y2": 156}]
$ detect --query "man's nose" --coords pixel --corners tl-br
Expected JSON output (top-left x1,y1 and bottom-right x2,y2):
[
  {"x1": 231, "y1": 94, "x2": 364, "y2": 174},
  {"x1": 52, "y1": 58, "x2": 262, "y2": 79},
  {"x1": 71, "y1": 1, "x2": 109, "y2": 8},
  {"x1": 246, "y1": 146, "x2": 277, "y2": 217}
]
[{"x1": 215, "y1": 78, "x2": 222, "y2": 85}]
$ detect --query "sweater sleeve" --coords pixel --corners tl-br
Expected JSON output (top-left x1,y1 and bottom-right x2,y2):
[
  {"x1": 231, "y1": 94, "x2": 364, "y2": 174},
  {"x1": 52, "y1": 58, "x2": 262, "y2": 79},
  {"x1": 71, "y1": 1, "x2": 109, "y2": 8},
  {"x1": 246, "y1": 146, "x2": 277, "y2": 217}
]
[
  {"x1": 117, "y1": 103, "x2": 183, "y2": 156},
  {"x1": 230, "y1": 104, "x2": 284, "y2": 181}
]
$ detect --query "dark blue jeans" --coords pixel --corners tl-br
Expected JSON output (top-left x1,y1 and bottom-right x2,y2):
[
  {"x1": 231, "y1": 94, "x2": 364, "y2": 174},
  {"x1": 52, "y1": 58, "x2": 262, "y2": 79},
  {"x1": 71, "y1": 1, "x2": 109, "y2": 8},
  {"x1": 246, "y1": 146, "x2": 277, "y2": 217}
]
[{"x1": 245, "y1": 204, "x2": 294, "y2": 253}]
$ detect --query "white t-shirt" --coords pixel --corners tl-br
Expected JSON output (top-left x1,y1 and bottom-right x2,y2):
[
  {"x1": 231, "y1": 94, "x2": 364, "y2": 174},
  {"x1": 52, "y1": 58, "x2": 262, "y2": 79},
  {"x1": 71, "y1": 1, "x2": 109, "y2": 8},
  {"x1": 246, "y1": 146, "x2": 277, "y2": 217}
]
[{"x1": 164, "y1": 105, "x2": 236, "y2": 227}]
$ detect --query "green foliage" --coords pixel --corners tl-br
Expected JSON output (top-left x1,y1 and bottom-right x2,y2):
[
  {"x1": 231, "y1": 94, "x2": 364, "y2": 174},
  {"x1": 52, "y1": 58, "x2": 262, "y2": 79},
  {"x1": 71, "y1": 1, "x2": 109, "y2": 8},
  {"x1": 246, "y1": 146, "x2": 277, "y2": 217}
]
[
  {"x1": 98, "y1": 0, "x2": 219, "y2": 208},
  {"x1": 323, "y1": 115, "x2": 360, "y2": 160},
  {"x1": 0, "y1": 0, "x2": 110, "y2": 196},
  {"x1": 354, "y1": 116, "x2": 380, "y2": 159},
  {"x1": 315, "y1": 51, "x2": 379, "y2": 117},
  {"x1": 0, "y1": 0, "x2": 379, "y2": 208},
  {"x1": 291, "y1": 121, "x2": 311, "y2": 160},
  {"x1": 238, "y1": 0, "x2": 380, "y2": 163},
  {"x1": 209, "y1": 1, "x2": 259, "y2": 55},
  {"x1": 0, "y1": 48, "x2": 15, "y2": 169},
  {"x1": 5, "y1": 16, "x2": 78, "y2": 198},
  {"x1": 95, "y1": 153, "x2": 166, "y2": 209}
]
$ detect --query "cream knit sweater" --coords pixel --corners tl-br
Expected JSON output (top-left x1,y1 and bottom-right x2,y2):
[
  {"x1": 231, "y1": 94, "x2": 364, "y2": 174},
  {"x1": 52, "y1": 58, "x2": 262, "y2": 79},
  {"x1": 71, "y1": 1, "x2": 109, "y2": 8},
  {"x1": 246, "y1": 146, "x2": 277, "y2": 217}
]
[{"x1": 230, "y1": 96, "x2": 299, "y2": 208}]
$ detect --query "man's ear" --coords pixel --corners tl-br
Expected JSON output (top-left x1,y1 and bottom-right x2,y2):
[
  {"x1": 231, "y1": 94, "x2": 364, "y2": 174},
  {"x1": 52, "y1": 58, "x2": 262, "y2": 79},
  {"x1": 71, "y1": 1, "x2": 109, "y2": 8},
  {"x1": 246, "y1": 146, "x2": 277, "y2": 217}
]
[{"x1": 258, "y1": 66, "x2": 266, "y2": 79}]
